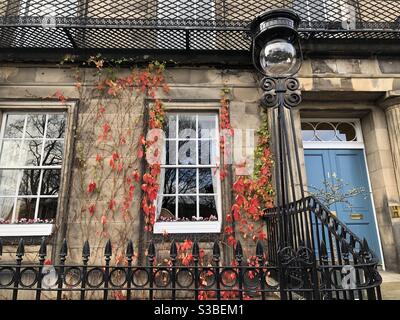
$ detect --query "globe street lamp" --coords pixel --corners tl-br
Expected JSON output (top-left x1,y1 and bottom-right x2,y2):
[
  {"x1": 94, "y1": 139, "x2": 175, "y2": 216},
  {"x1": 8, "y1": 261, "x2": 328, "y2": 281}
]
[
  {"x1": 249, "y1": 9, "x2": 313, "y2": 299},
  {"x1": 248, "y1": 9, "x2": 382, "y2": 301},
  {"x1": 250, "y1": 8, "x2": 302, "y2": 78},
  {"x1": 249, "y1": 7, "x2": 306, "y2": 225}
]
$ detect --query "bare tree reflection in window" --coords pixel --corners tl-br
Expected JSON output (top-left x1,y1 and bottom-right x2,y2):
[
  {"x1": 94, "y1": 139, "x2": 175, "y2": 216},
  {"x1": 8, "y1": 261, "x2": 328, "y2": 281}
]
[{"x1": 0, "y1": 112, "x2": 65, "y2": 221}]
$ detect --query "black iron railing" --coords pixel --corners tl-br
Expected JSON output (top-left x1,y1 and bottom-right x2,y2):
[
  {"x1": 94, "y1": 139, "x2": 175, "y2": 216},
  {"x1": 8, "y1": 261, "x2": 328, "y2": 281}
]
[
  {"x1": 0, "y1": 222, "x2": 381, "y2": 300},
  {"x1": 0, "y1": 0, "x2": 399, "y2": 51},
  {"x1": 264, "y1": 195, "x2": 382, "y2": 300}
]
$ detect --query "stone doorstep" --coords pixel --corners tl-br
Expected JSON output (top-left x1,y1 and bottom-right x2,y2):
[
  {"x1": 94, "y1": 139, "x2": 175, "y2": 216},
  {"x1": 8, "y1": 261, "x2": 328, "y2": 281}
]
[{"x1": 379, "y1": 271, "x2": 400, "y2": 300}]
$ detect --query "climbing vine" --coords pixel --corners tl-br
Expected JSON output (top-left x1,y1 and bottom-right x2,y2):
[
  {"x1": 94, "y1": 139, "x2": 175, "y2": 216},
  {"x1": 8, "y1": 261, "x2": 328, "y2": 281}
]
[
  {"x1": 222, "y1": 95, "x2": 274, "y2": 248},
  {"x1": 43, "y1": 57, "x2": 170, "y2": 268},
  {"x1": 36, "y1": 57, "x2": 275, "y2": 300}
]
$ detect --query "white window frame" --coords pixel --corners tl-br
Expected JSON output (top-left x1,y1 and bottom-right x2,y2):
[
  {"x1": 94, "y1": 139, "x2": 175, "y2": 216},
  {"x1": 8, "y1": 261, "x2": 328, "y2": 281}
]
[
  {"x1": 154, "y1": 110, "x2": 222, "y2": 234},
  {"x1": 301, "y1": 118, "x2": 364, "y2": 149},
  {"x1": 0, "y1": 102, "x2": 74, "y2": 237}
]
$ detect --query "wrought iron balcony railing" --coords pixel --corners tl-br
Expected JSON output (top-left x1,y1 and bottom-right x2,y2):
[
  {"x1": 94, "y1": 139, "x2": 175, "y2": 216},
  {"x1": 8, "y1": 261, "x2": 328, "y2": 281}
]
[{"x1": 0, "y1": 0, "x2": 399, "y2": 52}]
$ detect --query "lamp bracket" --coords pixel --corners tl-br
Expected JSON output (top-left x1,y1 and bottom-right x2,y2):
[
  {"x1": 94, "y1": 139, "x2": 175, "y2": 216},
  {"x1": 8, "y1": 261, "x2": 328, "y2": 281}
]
[{"x1": 260, "y1": 77, "x2": 302, "y2": 109}]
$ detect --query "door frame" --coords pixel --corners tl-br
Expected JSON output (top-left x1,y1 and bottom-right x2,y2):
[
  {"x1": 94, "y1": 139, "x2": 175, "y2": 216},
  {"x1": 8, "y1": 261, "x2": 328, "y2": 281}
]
[{"x1": 301, "y1": 118, "x2": 385, "y2": 267}]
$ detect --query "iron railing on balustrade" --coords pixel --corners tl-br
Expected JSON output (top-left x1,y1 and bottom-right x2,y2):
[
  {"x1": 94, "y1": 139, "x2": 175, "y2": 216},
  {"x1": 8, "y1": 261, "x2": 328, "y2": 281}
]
[
  {"x1": 264, "y1": 195, "x2": 382, "y2": 300},
  {"x1": 0, "y1": 0, "x2": 400, "y2": 51}
]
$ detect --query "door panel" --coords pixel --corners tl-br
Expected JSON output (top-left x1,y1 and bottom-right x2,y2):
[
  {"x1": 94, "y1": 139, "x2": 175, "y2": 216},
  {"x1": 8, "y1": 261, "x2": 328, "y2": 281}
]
[
  {"x1": 304, "y1": 149, "x2": 334, "y2": 257},
  {"x1": 304, "y1": 148, "x2": 381, "y2": 261}
]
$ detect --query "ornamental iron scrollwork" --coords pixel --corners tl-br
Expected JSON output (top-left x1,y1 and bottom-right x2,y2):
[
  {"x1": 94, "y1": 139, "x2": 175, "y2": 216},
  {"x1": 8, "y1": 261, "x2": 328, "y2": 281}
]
[{"x1": 260, "y1": 77, "x2": 302, "y2": 109}]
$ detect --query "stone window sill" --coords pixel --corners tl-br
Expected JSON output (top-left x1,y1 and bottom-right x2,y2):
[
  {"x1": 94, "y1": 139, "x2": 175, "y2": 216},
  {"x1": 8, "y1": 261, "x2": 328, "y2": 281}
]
[
  {"x1": 0, "y1": 224, "x2": 54, "y2": 237},
  {"x1": 153, "y1": 221, "x2": 221, "y2": 234}
]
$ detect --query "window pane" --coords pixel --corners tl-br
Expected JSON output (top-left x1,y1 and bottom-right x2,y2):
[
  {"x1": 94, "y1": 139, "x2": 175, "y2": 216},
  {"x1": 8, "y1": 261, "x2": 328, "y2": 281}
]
[
  {"x1": 198, "y1": 168, "x2": 215, "y2": 193},
  {"x1": 199, "y1": 139, "x2": 216, "y2": 165},
  {"x1": 38, "y1": 198, "x2": 58, "y2": 220},
  {"x1": 0, "y1": 170, "x2": 18, "y2": 195},
  {"x1": 179, "y1": 115, "x2": 196, "y2": 138},
  {"x1": 26, "y1": 114, "x2": 46, "y2": 139},
  {"x1": 15, "y1": 198, "x2": 37, "y2": 220},
  {"x1": 315, "y1": 122, "x2": 336, "y2": 141},
  {"x1": 165, "y1": 141, "x2": 176, "y2": 165},
  {"x1": 163, "y1": 168, "x2": 176, "y2": 194},
  {"x1": 178, "y1": 168, "x2": 197, "y2": 194},
  {"x1": 18, "y1": 170, "x2": 41, "y2": 195},
  {"x1": 164, "y1": 114, "x2": 177, "y2": 139},
  {"x1": 336, "y1": 122, "x2": 357, "y2": 141},
  {"x1": 43, "y1": 140, "x2": 63, "y2": 166},
  {"x1": 0, "y1": 197, "x2": 14, "y2": 220},
  {"x1": 20, "y1": 140, "x2": 42, "y2": 166},
  {"x1": 198, "y1": 115, "x2": 216, "y2": 138},
  {"x1": 158, "y1": 195, "x2": 176, "y2": 221},
  {"x1": 178, "y1": 196, "x2": 196, "y2": 220},
  {"x1": 301, "y1": 122, "x2": 315, "y2": 141},
  {"x1": 199, "y1": 196, "x2": 218, "y2": 220},
  {"x1": 46, "y1": 114, "x2": 65, "y2": 139},
  {"x1": 41, "y1": 169, "x2": 61, "y2": 195},
  {"x1": 0, "y1": 141, "x2": 22, "y2": 167},
  {"x1": 3, "y1": 114, "x2": 25, "y2": 138},
  {"x1": 178, "y1": 140, "x2": 196, "y2": 165}
]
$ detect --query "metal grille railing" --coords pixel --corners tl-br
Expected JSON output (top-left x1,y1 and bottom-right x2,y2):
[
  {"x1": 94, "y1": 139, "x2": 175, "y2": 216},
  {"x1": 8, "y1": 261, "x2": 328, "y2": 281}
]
[
  {"x1": 264, "y1": 196, "x2": 382, "y2": 300},
  {"x1": 0, "y1": 229, "x2": 382, "y2": 300},
  {"x1": 0, "y1": 0, "x2": 399, "y2": 51}
]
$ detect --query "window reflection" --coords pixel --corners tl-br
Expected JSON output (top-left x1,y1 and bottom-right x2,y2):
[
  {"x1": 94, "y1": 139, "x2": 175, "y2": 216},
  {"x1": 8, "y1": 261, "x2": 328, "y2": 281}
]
[
  {"x1": 0, "y1": 113, "x2": 66, "y2": 222},
  {"x1": 18, "y1": 169, "x2": 40, "y2": 195},
  {"x1": 4, "y1": 114, "x2": 25, "y2": 138},
  {"x1": 26, "y1": 114, "x2": 46, "y2": 139},
  {"x1": 178, "y1": 168, "x2": 197, "y2": 194},
  {"x1": 178, "y1": 196, "x2": 196, "y2": 220},
  {"x1": 165, "y1": 141, "x2": 176, "y2": 165},
  {"x1": 165, "y1": 114, "x2": 177, "y2": 139},
  {"x1": 15, "y1": 198, "x2": 37, "y2": 220},
  {"x1": 38, "y1": 198, "x2": 58, "y2": 220},
  {"x1": 178, "y1": 140, "x2": 196, "y2": 165},
  {"x1": 43, "y1": 140, "x2": 63, "y2": 166},
  {"x1": 199, "y1": 196, "x2": 217, "y2": 219},
  {"x1": 163, "y1": 168, "x2": 176, "y2": 194},
  {"x1": 199, "y1": 139, "x2": 216, "y2": 165},
  {"x1": 315, "y1": 122, "x2": 336, "y2": 141},
  {"x1": 47, "y1": 114, "x2": 65, "y2": 138},
  {"x1": 158, "y1": 113, "x2": 219, "y2": 224},
  {"x1": 198, "y1": 168, "x2": 214, "y2": 193},
  {"x1": 336, "y1": 122, "x2": 357, "y2": 141},
  {"x1": 178, "y1": 115, "x2": 196, "y2": 135},
  {"x1": 198, "y1": 115, "x2": 216, "y2": 138},
  {"x1": 159, "y1": 196, "x2": 176, "y2": 221},
  {"x1": 41, "y1": 169, "x2": 60, "y2": 195},
  {"x1": 301, "y1": 122, "x2": 315, "y2": 141},
  {"x1": 21, "y1": 140, "x2": 42, "y2": 166}
]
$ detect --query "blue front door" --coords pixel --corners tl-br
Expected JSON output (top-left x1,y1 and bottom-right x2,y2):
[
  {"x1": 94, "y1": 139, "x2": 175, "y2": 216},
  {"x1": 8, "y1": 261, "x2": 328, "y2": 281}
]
[{"x1": 304, "y1": 149, "x2": 381, "y2": 261}]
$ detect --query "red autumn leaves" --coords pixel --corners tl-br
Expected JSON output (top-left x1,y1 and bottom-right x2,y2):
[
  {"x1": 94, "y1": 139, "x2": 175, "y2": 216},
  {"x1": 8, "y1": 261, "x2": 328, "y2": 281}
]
[
  {"x1": 87, "y1": 182, "x2": 97, "y2": 193},
  {"x1": 222, "y1": 110, "x2": 274, "y2": 247},
  {"x1": 139, "y1": 68, "x2": 167, "y2": 232},
  {"x1": 226, "y1": 174, "x2": 271, "y2": 244}
]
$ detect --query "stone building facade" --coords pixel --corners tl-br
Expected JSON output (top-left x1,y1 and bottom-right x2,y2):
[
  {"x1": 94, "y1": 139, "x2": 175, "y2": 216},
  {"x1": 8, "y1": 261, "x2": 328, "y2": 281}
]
[
  {"x1": 0, "y1": 57, "x2": 400, "y2": 273},
  {"x1": 1, "y1": 2, "x2": 400, "y2": 302}
]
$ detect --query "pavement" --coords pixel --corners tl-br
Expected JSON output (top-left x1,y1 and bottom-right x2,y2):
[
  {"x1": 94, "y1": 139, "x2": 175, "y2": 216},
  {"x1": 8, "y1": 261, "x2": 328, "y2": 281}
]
[{"x1": 380, "y1": 270, "x2": 400, "y2": 300}]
